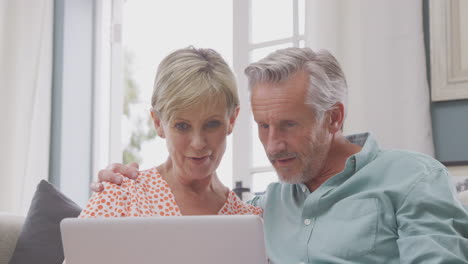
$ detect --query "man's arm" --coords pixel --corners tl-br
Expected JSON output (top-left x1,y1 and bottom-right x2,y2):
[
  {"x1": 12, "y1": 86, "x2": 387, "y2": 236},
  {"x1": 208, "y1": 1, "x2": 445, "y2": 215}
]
[
  {"x1": 90, "y1": 162, "x2": 140, "y2": 192},
  {"x1": 396, "y1": 168, "x2": 468, "y2": 263}
]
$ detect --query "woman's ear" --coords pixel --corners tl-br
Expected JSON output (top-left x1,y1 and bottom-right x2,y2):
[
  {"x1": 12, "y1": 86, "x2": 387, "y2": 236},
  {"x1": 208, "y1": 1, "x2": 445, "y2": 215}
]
[
  {"x1": 151, "y1": 110, "x2": 165, "y2": 138},
  {"x1": 227, "y1": 106, "x2": 240, "y2": 135},
  {"x1": 327, "y1": 102, "x2": 344, "y2": 134}
]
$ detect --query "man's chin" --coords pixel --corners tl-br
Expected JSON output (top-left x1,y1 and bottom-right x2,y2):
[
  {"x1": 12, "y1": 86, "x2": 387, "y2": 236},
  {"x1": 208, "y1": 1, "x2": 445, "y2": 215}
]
[{"x1": 276, "y1": 171, "x2": 304, "y2": 184}]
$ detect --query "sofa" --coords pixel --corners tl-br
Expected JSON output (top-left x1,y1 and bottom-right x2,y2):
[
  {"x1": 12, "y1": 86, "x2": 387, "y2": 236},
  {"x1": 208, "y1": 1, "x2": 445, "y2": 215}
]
[
  {"x1": 0, "y1": 213, "x2": 25, "y2": 264},
  {"x1": 1, "y1": 180, "x2": 81, "y2": 264},
  {"x1": 1, "y1": 185, "x2": 468, "y2": 263}
]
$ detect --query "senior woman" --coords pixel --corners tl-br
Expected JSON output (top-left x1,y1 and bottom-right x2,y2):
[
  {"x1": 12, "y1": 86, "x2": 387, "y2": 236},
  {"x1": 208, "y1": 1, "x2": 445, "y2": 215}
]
[{"x1": 79, "y1": 47, "x2": 261, "y2": 218}]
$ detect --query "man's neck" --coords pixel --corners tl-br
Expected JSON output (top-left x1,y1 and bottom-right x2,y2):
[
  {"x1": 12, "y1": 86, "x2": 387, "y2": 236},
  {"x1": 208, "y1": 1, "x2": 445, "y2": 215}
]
[{"x1": 305, "y1": 134, "x2": 363, "y2": 191}]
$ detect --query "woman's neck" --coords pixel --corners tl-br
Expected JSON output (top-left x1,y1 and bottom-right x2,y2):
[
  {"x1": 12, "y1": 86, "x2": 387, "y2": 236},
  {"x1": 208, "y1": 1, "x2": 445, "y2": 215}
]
[
  {"x1": 157, "y1": 159, "x2": 226, "y2": 196},
  {"x1": 156, "y1": 158, "x2": 229, "y2": 215}
]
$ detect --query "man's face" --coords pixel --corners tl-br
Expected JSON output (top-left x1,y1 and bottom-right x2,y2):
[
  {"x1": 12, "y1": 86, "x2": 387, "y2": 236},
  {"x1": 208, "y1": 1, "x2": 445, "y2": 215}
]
[{"x1": 251, "y1": 71, "x2": 331, "y2": 184}]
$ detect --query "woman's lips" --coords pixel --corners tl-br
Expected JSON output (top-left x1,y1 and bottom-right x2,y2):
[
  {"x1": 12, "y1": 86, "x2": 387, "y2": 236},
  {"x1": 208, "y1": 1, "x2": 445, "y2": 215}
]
[{"x1": 188, "y1": 156, "x2": 210, "y2": 164}]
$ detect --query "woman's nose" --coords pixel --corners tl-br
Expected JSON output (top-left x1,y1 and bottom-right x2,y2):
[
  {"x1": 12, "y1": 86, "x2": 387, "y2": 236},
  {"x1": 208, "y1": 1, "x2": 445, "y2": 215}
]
[{"x1": 190, "y1": 132, "x2": 207, "y2": 150}]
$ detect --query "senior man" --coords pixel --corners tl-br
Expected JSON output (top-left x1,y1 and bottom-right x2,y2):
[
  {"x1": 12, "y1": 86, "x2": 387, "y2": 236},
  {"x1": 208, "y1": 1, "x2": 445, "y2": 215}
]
[{"x1": 94, "y1": 48, "x2": 468, "y2": 263}]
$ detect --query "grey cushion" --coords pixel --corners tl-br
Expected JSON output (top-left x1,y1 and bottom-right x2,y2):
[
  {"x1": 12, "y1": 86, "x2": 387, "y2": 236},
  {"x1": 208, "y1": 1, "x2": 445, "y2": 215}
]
[{"x1": 9, "y1": 180, "x2": 81, "y2": 264}]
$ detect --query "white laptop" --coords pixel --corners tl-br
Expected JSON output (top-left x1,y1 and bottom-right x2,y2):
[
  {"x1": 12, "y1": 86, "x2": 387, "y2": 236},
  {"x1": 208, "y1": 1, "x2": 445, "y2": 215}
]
[{"x1": 61, "y1": 215, "x2": 268, "y2": 264}]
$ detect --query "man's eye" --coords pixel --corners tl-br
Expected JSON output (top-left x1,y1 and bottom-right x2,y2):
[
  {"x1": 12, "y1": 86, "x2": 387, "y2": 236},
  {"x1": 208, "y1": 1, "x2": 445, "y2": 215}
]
[
  {"x1": 175, "y1": 122, "x2": 190, "y2": 131},
  {"x1": 259, "y1": 123, "x2": 269, "y2": 129},
  {"x1": 205, "y1": 120, "x2": 221, "y2": 129},
  {"x1": 286, "y1": 122, "x2": 296, "y2": 127}
]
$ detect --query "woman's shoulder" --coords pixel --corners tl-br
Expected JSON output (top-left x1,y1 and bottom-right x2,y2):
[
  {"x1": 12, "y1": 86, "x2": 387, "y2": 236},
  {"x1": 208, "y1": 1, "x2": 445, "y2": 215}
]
[
  {"x1": 132, "y1": 167, "x2": 163, "y2": 185},
  {"x1": 79, "y1": 167, "x2": 165, "y2": 218},
  {"x1": 219, "y1": 191, "x2": 263, "y2": 216},
  {"x1": 79, "y1": 182, "x2": 129, "y2": 218}
]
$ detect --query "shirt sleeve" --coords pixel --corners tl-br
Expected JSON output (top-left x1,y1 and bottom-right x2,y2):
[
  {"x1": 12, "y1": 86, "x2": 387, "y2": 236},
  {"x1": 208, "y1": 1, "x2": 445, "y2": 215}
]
[
  {"x1": 396, "y1": 168, "x2": 468, "y2": 263},
  {"x1": 79, "y1": 182, "x2": 129, "y2": 218}
]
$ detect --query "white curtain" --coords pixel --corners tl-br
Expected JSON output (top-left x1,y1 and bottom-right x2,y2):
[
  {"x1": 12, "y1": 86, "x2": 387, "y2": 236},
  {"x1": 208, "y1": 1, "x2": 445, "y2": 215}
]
[
  {"x1": 306, "y1": 0, "x2": 434, "y2": 156},
  {"x1": 0, "y1": 0, "x2": 53, "y2": 214}
]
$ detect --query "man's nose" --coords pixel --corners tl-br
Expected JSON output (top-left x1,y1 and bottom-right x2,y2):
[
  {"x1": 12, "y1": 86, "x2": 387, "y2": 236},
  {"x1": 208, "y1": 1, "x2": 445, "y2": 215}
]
[{"x1": 265, "y1": 128, "x2": 286, "y2": 155}]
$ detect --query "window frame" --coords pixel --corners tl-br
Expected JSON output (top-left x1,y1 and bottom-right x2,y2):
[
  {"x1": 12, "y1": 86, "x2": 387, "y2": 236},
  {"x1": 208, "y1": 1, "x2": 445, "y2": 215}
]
[
  {"x1": 95, "y1": 0, "x2": 307, "y2": 198},
  {"x1": 232, "y1": 0, "x2": 306, "y2": 196},
  {"x1": 51, "y1": 0, "x2": 99, "y2": 206},
  {"x1": 92, "y1": 0, "x2": 124, "y2": 181}
]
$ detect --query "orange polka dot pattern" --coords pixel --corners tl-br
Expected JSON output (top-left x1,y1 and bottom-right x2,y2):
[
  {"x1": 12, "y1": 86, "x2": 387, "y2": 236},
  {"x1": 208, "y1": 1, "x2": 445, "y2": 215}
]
[{"x1": 79, "y1": 167, "x2": 263, "y2": 218}]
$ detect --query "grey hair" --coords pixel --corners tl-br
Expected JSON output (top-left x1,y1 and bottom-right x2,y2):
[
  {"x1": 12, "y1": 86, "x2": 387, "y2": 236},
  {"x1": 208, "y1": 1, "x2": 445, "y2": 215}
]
[
  {"x1": 244, "y1": 47, "x2": 348, "y2": 121},
  {"x1": 151, "y1": 47, "x2": 239, "y2": 122}
]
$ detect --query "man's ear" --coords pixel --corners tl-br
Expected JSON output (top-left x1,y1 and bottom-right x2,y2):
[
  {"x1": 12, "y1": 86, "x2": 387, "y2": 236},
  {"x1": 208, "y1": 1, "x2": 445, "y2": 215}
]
[
  {"x1": 327, "y1": 102, "x2": 345, "y2": 134},
  {"x1": 228, "y1": 106, "x2": 240, "y2": 135},
  {"x1": 150, "y1": 110, "x2": 165, "y2": 138}
]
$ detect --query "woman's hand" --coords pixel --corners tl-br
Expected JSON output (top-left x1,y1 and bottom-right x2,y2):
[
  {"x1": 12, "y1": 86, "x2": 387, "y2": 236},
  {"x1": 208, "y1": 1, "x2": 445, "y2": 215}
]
[{"x1": 90, "y1": 162, "x2": 140, "y2": 192}]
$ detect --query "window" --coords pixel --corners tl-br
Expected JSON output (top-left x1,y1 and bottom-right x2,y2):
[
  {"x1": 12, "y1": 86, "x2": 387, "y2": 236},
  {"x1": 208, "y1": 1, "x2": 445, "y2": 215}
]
[
  {"x1": 120, "y1": 0, "x2": 234, "y2": 188},
  {"x1": 233, "y1": 0, "x2": 305, "y2": 197},
  {"x1": 95, "y1": 0, "x2": 307, "y2": 198}
]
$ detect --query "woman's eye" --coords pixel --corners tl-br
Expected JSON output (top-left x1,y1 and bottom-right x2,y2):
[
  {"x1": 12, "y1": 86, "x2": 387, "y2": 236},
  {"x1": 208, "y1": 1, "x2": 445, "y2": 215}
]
[
  {"x1": 174, "y1": 122, "x2": 190, "y2": 131},
  {"x1": 205, "y1": 120, "x2": 221, "y2": 129}
]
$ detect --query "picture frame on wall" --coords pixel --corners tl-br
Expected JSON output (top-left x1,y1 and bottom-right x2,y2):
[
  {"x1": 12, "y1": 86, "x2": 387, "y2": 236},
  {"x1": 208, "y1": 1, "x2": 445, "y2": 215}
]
[{"x1": 430, "y1": 0, "x2": 468, "y2": 101}]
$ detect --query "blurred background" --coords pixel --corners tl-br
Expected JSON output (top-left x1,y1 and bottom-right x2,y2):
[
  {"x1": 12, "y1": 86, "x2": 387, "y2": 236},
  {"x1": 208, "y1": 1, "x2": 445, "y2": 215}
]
[{"x1": 1, "y1": 0, "x2": 467, "y2": 214}]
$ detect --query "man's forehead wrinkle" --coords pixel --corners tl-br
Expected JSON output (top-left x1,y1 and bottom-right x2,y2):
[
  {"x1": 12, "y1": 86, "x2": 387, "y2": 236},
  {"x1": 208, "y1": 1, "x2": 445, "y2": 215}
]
[
  {"x1": 252, "y1": 96, "x2": 297, "y2": 107},
  {"x1": 253, "y1": 85, "x2": 305, "y2": 102},
  {"x1": 254, "y1": 113, "x2": 286, "y2": 125}
]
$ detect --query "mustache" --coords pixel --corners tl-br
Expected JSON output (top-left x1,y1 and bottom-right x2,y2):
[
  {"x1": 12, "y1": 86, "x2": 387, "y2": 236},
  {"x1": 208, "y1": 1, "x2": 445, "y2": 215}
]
[{"x1": 268, "y1": 151, "x2": 298, "y2": 161}]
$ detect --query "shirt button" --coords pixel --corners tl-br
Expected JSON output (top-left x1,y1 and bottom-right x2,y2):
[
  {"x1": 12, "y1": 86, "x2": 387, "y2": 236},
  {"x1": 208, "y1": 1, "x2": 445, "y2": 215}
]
[
  {"x1": 304, "y1": 219, "x2": 311, "y2": 225},
  {"x1": 301, "y1": 186, "x2": 307, "y2": 192}
]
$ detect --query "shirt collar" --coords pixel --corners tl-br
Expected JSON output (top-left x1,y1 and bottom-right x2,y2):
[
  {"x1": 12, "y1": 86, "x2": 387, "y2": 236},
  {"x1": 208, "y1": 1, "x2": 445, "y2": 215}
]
[
  {"x1": 312, "y1": 132, "x2": 380, "y2": 190},
  {"x1": 296, "y1": 132, "x2": 380, "y2": 193},
  {"x1": 346, "y1": 132, "x2": 380, "y2": 173}
]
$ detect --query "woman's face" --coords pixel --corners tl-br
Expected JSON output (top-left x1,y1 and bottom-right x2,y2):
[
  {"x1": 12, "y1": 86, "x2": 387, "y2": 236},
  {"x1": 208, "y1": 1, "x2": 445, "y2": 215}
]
[{"x1": 152, "y1": 100, "x2": 238, "y2": 181}]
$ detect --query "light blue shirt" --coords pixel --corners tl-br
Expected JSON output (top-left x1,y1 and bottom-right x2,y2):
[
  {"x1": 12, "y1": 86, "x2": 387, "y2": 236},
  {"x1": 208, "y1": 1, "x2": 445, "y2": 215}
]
[{"x1": 250, "y1": 133, "x2": 468, "y2": 263}]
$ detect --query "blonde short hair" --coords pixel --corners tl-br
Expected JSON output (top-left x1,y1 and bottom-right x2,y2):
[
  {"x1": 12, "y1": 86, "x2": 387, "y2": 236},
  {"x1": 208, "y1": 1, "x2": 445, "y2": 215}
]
[{"x1": 151, "y1": 47, "x2": 239, "y2": 122}]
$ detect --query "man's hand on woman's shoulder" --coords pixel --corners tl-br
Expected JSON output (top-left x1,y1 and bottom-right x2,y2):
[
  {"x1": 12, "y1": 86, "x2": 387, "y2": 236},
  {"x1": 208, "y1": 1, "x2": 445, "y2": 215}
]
[{"x1": 90, "y1": 162, "x2": 140, "y2": 192}]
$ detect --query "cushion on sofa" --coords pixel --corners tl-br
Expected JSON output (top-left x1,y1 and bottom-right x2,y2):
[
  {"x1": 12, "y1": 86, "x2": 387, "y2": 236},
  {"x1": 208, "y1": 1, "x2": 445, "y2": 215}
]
[{"x1": 8, "y1": 180, "x2": 81, "y2": 264}]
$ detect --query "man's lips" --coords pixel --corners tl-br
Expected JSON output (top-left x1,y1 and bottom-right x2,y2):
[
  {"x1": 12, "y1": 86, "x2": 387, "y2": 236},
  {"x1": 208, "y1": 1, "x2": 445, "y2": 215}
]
[{"x1": 273, "y1": 157, "x2": 296, "y2": 165}]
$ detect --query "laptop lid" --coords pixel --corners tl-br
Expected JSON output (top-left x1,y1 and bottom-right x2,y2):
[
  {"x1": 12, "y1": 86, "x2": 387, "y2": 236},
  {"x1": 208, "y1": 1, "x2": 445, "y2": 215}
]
[{"x1": 61, "y1": 215, "x2": 268, "y2": 264}]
